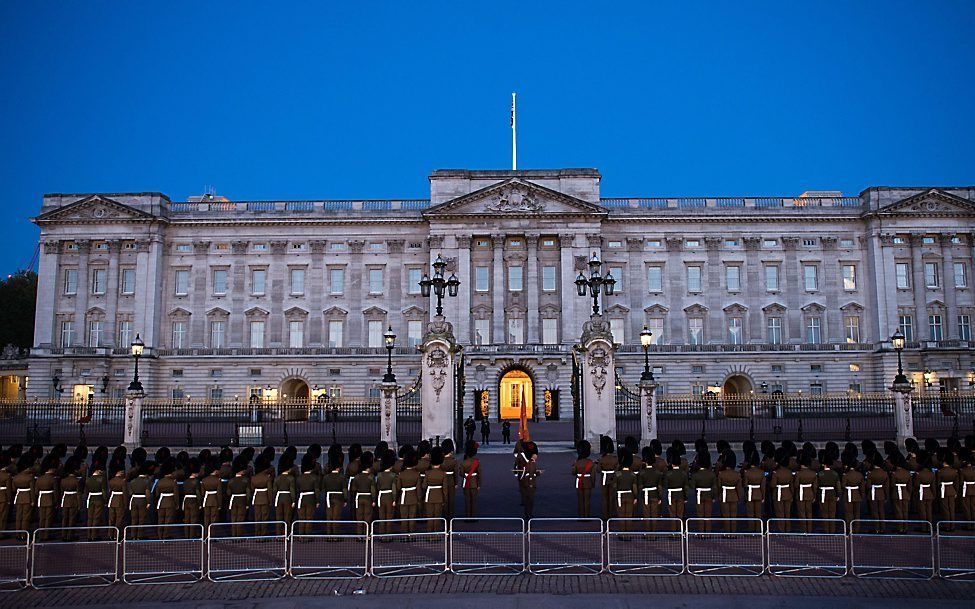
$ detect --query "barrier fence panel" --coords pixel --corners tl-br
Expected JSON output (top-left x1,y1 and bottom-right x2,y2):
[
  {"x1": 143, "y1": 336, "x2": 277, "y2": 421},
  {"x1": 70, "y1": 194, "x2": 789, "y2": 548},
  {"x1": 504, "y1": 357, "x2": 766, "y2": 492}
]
[
  {"x1": 207, "y1": 522, "x2": 288, "y2": 582},
  {"x1": 122, "y1": 524, "x2": 204, "y2": 585},
  {"x1": 685, "y1": 518, "x2": 764, "y2": 577},
  {"x1": 850, "y1": 519, "x2": 933, "y2": 579},
  {"x1": 289, "y1": 521, "x2": 369, "y2": 579},
  {"x1": 370, "y1": 519, "x2": 447, "y2": 577},
  {"x1": 766, "y1": 519, "x2": 846, "y2": 578},
  {"x1": 527, "y1": 518, "x2": 603, "y2": 575},
  {"x1": 606, "y1": 518, "x2": 683, "y2": 576},
  {"x1": 936, "y1": 521, "x2": 975, "y2": 581},
  {"x1": 449, "y1": 518, "x2": 525, "y2": 575},
  {"x1": 0, "y1": 531, "x2": 29, "y2": 591},
  {"x1": 30, "y1": 527, "x2": 119, "y2": 589}
]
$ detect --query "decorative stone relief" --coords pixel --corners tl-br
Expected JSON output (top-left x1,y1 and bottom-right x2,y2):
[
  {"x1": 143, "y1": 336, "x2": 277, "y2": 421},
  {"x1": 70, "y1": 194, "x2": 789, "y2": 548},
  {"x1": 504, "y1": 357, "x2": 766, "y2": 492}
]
[
  {"x1": 427, "y1": 347, "x2": 449, "y2": 401},
  {"x1": 588, "y1": 346, "x2": 609, "y2": 399},
  {"x1": 484, "y1": 184, "x2": 545, "y2": 213}
]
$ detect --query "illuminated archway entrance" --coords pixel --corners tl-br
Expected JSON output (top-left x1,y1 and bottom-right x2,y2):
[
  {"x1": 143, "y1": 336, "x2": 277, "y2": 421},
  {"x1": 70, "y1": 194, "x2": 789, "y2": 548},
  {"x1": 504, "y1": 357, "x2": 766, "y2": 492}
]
[
  {"x1": 280, "y1": 377, "x2": 310, "y2": 401},
  {"x1": 499, "y1": 369, "x2": 533, "y2": 420},
  {"x1": 723, "y1": 375, "x2": 753, "y2": 397}
]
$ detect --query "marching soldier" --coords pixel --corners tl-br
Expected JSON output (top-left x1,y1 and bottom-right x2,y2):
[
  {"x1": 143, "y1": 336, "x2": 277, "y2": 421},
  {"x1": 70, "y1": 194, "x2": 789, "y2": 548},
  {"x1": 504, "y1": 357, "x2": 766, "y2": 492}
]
[
  {"x1": 441, "y1": 439, "x2": 458, "y2": 520},
  {"x1": 596, "y1": 436, "x2": 618, "y2": 519},
  {"x1": 12, "y1": 456, "x2": 34, "y2": 532},
  {"x1": 351, "y1": 452, "x2": 377, "y2": 524},
  {"x1": 250, "y1": 456, "x2": 274, "y2": 535},
  {"x1": 663, "y1": 447, "x2": 687, "y2": 520},
  {"x1": 615, "y1": 449, "x2": 638, "y2": 529},
  {"x1": 155, "y1": 460, "x2": 180, "y2": 536},
  {"x1": 376, "y1": 450, "x2": 398, "y2": 531},
  {"x1": 512, "y1": 440, "x2": 528, "y2": 505},
  {"x1": 459, "y1": 440, "x2": 480, "y2": 517},
  {"x1": 638, "y1": 446, "x2": 664, "y2": 524},
  {"x1": 793, "y1": 453, "x2": 818, "y2": 533},
  {"x1": 690, "y1": 451, "x2": 716, "y2": 529},
  {"x1": 398, "y1": 452, "x2": 421, "y2": 532},
  {"x1": 105, "y1": 462, "x2": 127, "y2": 532},
  {"x1": 226, "y1": 461, "x2": 251, "y2": 537},
  {"x1": 272, "y1": 455, "x2": 296, "y2": 526},
  {"x1": 865, "y1": 456, "x2": 889, "y2": 531},
  {"x1": 84, "y1": 460, "x2": 107, "y2": 535},
  {"x1": 716, "y1": 450, "x2": 741, "y2": 529},
  {"x1": 572, "y1": 440, "x2": 595, "y2": 518},
  {"x1": 182, "y1": 459, "x2": 202, "y2": 526},
  {"x1": 320, "y1": 450, "x2": 345, "y2": 532},
  {"x1": 959, "y1": 449, "x2": 975, "y2": 523},
  {"x1": 769, "y1": 451, "x2": 794, "y2": 528},
  {"x1": 817, "y1": 456, "x2": 841, "y2": 533},
  {"x1": 937, "y1": 450, "x2": 959, "y2": 525},
  {"x1": 841, "y1": 451, "x2": 864, "y2": 526},
  {"x1": 200, "y1": 462, "x2": 223, "y2": 533},
  {"x1": 742, "y1": 451, "x2": 765, "y2": 531},
  {"x1": 422, "y1": 448, "x2": 447, "y2": 529},
  {"x1": 519, "y1": 442, "x2": 541, "y2": 520},
  {"x1": 35, "y1": 456, "x2": 59, "y2": 536}
]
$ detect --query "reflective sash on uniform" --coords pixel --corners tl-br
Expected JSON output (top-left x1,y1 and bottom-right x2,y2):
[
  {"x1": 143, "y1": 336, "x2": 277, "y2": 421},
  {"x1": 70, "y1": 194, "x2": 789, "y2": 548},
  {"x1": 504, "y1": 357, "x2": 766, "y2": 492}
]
[
  {"x1": 721, "y1": 485, "x2": 736, "y2": 503},
  {"x1": 229, "y1": 493, "x2": 247, "y2": 509},
  {"x1": 940, "y1": 481, "x2": 954, "y2": 498},
  {"x1": 776, "y1": 484, "x2": 790, "y2": 502},
  {"x1": 895, "y1": 483, "x2": 907, "y2": 501},
  {"x1": 274, "y1": 490, "x2": 291, "y2": 506},
  {"x1": 86, "y1": 491, "x2": 103, "y2": 509},
  {"x1": 463, "y1": 459, "x2": 480, "y2": 489},
  {"x1": 963, "y1": 481, "x2": 975, "y2": 498},
  {"x1": 36, "y1": 490, "x2": 53, "y2": 507},
  {"x1": 355, "y1": 492, "x2": 372, "y2": 508},
  {"x1": 870, "y1": 484, "x2": 884, "y2": 501},
  {"x1": 666, "y1": 487, "x2": 682, "y2": 503},
  {"x1": 399, "y1": 486, "x2": 417, "y2": 504},
  {"x1": 747, "y1": 484, "x2": 762, "y2": 503},
  {"x1": 819, "y1": 486, "x2": 835, "y2": 504},
  {"x1": 106, "y1": 491, "x2": 122, "y2": 508},
  {"x1": 424, "y1": 485, "x2": 442, "y2": 502},
  {"x1": 918, "y1": 483, "x2": 931, "y2": 501},
  {"x1": 798, "y1": 484, "x2": 813, "y2": 502},
  {"x1": 695, "y1": 487, "x2": 712, "y2": 505},
  {"x1": 601, "y1": 470, "x2": 615, "y2": 485},
  {"x1": 378, "y1": 489, "x2": 394, "y2": 504},
  {"x1": 182, "y1": 494, "x2": 198, "y2": 510},
  {"x1": 616, "y1": 489, "x2": 633, "y2": 506},
  {"x1": 846, "y1": 486, "x2": 859, "y2": 503},
  {"x1": 129, "y1": 494, "x2": 146, "y2": 510},
  {"x1": 62, "y1": 490, "x2": 79, "y2": 508},
  {"x1": 157, "y1": 492, "x2": 175, "y2": 510},
  {"x1": 642, "y1": 486, "x2": 658, "y2": 504},
  {"x1": 203, "y1": 490, "x2": 218, "y2": 507},
  {"x1": 301, "y1": 491, "x2": 320, "y2": 509}
]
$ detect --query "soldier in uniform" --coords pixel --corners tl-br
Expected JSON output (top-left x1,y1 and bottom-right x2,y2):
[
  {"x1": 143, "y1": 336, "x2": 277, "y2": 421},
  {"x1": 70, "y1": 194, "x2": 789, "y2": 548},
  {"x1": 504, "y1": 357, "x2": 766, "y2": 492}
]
[
  {"x1": 638, "y1": 446, "x2": 664, "y2": 525},
  {"x1": 128, "y1": 463, "x2": 152, "y2": 536},
  {"x1": 0, "y1": 451, "x2": 13, "y2": 530},
  {"x1": 793, "y1": 453, "x2": 818, "y2": 533},
  {"x1": 519, "y1": 443, "x2": 541, "y2": 520},
  {"x1": 84, "y1": 459, "x2": 107, "y2": 536},
  {"x1": 200, "y1": 461, "x2": 223, "y2": 534},
  {"x1": 741, "y1": 450, "x2": 765, "y2": 531},
  {"x1": 422, "y1": 448, "x2": 447, "y2": 529},
  {"x1": 480, "y1": 419, "x2": 491, "y2": 445},
  {"x1": 273, "y1": 455, "x2": 296, "y2": 526},
  {"x1": 35, "y1": 456, "x2": 59, "y2": 537},
  {"x1": 648, "y1": 440, "x2": 667, "y2": 472},
  {"x1": 840, "y1": 451, "x2": 864, "y2": 527},
  {"x1": 250, "y1": 456, "x2": 274, "y2": 535},
  {"x1": 397, "y1": 452, "x2": 421, "y2": 532},
  {"x1": 350, "y1": 451, "x2": 377, "y2": 524},
  {"x1": 817, "y1": 455, "x2": 841, "y2": 533},
  {"x1": 937, "y1": 450, "x2": 959, "y2": 526},
  {"x1": 12, "y1": 456, "x2": 34, "y2": 532},
  {"x1": 459, "y1": 440, "x2": 480, "y2": 517},
  {"x1": 226, "y1": 461, "x2": 251, "y2": 537},
  {"x1": 959, "y1": 448, "x2": 975, "y2": 523},
  {"x1": 624, "y1": 437, "x2": 643, "y2": 471},
  {"x1": 615, "y1": 449, "x2": 638, "y2": 529},
  {"x1": 375, "y1": 450, "x2": 398, "y2": 532},
  {"x1": 572, "y1": 440, "x2": 595, "y2": 517},
  {"x1": 596, "y1": 437, "x2": 618, "y2": 519},
  {"x1": 441, "y1": 439, "x2": 458, "y2": 520},
  {"x1": 716, "y1": 450, "x2": 741, "y2": 529},
  {"x1": 663, "y1": 448, "x2": 687, "y2": 519},
  {"x1": 769, "y1": 451, "x2": 794, "y2": 529},
  {"x1": 690, "y1": 450, "x2": 716, "y2": 530},
  {"x1": 865, "y1": 455, "x2": 889, "y2": 532},
  {"x1": 105, "y1": 461, "x2": 127, "y2": 533},
  {"x1": 501, "y1": 420, "x2": 511, "y2": 444},
  {"x1": 888, "y1": 451, "x2": 912, "y2": 531},
  {"x1": 320, "y1": 450, "x2": 345, "y2": 533},
  {"x1": 155, "y1": 460, "x2": 180, "y2": 536},
  {"x1": 182, "y1": 459, "x2": 202, "y2": 526}
]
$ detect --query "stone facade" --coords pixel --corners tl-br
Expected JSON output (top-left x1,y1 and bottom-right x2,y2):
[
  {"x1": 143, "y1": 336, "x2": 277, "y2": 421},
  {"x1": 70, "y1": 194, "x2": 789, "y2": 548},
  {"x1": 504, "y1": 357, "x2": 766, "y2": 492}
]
[{"x1": 27, "y1": 170, "x2": 975, "y2": 418}]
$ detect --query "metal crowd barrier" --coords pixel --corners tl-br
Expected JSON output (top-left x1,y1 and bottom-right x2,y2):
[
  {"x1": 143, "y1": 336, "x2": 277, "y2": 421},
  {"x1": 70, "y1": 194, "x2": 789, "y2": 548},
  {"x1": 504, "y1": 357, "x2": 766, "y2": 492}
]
[
  {"x1": 370, "y1": 518, "x2": 447, "y2": 577},
  {"x1": 685, "y1": 518, "x2": 764, "y2": 577},
  {"x1": 122, "y1": 524, "x2": 204, "y2": 585},
  {"x1": 527, "y1": 518, "x2": 603, "y2": 575},
  {"x1": 30, "y1": 527, "x2": 119, "y2": 589},
  {"x1": 766, "y1": 519, "x2": 847, "y2": 578},
  {"x1": 850, "y1": 519, "x2": 934, "y2": 579},
  {"x1": 207, "y1": 521, "x2": 288, "y2": 582},
  {"x1": 449, "y1": 518, "x2": 525, "y2": 575},
  {"x1": 936, "y1": 521, "x2": 975, "y2": 581},
  {"x1": 606, "y1": 518, "x2": 683, "y2": 576},
  {"x1": 0, "y1": 531, "x2": 29, "y2": 591},
  {"x1": 289, "y1": 521, "x2": 369, "y2": 579}
]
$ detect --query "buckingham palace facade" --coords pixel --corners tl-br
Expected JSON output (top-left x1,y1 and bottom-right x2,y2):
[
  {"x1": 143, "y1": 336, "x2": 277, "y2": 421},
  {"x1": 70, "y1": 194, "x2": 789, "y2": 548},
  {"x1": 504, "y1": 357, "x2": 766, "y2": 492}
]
[{"x1": 24, "y1": 169, "x2": 975, "y2": 419}]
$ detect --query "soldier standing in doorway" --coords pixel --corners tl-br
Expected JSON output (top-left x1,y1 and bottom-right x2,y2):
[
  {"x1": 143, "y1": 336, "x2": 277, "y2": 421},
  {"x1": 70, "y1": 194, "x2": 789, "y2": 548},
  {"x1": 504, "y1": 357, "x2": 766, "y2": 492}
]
[
  {"x1": 464, "y1": 416, "x2": 476, "y2": 444},
  {"x1": 480, "y1": 419, "x2": 491, "y2": 445}
]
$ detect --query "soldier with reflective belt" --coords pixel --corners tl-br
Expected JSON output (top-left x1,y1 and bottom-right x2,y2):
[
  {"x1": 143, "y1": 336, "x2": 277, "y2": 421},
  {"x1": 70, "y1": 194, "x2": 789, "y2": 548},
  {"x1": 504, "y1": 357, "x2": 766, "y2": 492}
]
[
  {"x1": 182, "y1": 459, "x2": 202, "y2": 526},
  {"x1": 350, "y1": 452, "x2": 377, "y2": 524},
  {"x1": 663, "y1": 448, "x2": 687, "y2": 520},
  {"x1": 889, "y1": 453, "x2": 912, "y2": 532},
  {"x1": 741, "y1": 451, "x2": 765, "y2": 532},
  {"x1": 226, "y1": 463, "x2": 251, "y2": 538},
  {"x1": 959, "y1": 449, "x2": 975, "y2": 523},
  {"x1": 272, "y1": 456, "x2": 296, "y2": 526},
  {"x1": 690, "y1": 451, "x2": 716, "y2": 529},
  {"x1": 105, "y1": 462, "x2": 127, "y2": 532},
  {"x1": 375, "y1": 451, "x2": 397, "y2": 533},
  {"x1": 155, "y1": 461, "x2": 180, "y2": 537},
  {"x1": 864, "y1": 456, "x2": 889, "y2": 532},
  {"x1": 397, "y1": 452, "x2": 421, "y2": 532},
  {"x1": 638, "y1": 446, "x2": 663, "y2": 527},
  {"x1": 35, "y1": 457, "x2": 59, "y2": 538},
  {"x1": 614, "y1": 449, "x2": 638, "y2": 530},
  {"x1": 440, "y1": 439, "x2": 457, "y2": 521},
  {"x1": 816, "y1": 458, "x2": 841, "y2": 533},
  {"x1": 84, "y1": 460, "x2": 107, "y2": 538},
  {"x1": 320, "y1": 451, "x2": 345, "y2": 534},
  {"x1": 200, "y1": 464, "x2": 223, "y2": 534},
  {"x1": 0, "y1": 455, "x2": 13, "y2": 531},
  {"x1": 716, "y1": 450, "x2": 741, "y2": 530},
  {"x1": 250, "y1": 457, "x2": 274, "y2": 535},
  {"x1": 937, "y1": 451, "x2": 960, "y2": 528},
  {"x1": 572, "y1": 440, "x2": 594, "y2": 518},
  {"x1": 459, "y1": 441, "x2": 480, "y2": 518},
  {"x1": 128, "y1": 464, "x2": 151, "y2": 537},
  {"x1": 12, "y1": 457, "x2": 34, "y2": 532},
  {"x1": 793, "y1": 454, "x2": 818, "y2": 533},
  {"x1": 596, "y1": 437, "x2": 618, "y2": 520},
  {"x1": 840, "y1": 452, "x2": 864, "y2": 527},
  {"x1": 422, "y1": 448, "x2": 447, "y2": 530},
  {"x1": 519, "y1": 443, "x2": 541, "y2": 521},
  {"x1": 769, "y1": 451, "x2": 794, "y2": 531}
]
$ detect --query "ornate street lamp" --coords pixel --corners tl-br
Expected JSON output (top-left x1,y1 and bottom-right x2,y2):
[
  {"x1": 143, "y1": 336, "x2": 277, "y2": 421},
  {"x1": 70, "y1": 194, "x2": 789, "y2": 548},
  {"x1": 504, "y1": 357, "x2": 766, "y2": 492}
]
[
  {"x1": 419, "y1": 254, "x2": 460, "y2": 317},
  {"x1": 383, "y1": 326, "x2": 397, "y2": 383},
  {"x1": 128, "y1": 334, "x2": 145, "y2": 392},
  {"x1": 890, "y1": 328, "x2": 909, "y2": 385},
  {"x1": 639, "y1": 325, "x2": 654, "y2": 382},
  {"x1": 574, "y1": 252, "x2": 615, "y2": 316}
]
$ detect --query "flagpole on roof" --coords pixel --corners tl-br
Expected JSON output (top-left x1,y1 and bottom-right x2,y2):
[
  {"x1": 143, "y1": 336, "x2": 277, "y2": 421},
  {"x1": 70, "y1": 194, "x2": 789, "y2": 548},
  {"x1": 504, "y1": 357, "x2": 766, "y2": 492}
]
[{"x1": 511, "y1": 92, "x2": 517, "y2": 171}]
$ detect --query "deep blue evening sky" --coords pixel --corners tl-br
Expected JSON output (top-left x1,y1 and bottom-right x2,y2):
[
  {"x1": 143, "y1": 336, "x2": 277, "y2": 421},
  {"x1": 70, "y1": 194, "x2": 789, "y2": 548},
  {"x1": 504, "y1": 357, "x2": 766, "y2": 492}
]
[{"x1": 1, "y1": 2, "x2": 973, "y2": 274}]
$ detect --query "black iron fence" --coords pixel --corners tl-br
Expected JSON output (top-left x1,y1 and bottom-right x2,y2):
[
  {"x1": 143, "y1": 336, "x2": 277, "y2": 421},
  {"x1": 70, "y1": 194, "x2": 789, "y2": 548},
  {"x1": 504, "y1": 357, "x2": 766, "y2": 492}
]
[
  {"x1": 0, "y1": 400, "x2": 125, "y2": 446},
  {"x1": 396, "y1": 374, "x2": 422, "y2": 446}
]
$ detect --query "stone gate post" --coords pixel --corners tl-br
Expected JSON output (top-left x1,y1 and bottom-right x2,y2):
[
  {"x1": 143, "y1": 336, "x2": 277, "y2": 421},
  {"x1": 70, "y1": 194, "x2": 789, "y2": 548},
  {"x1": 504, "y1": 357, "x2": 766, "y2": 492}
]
[
  {"x1": 420, "y1": 316, "x2": 459, "y2": 444},
  {"x1": 124, "y1": 389, "x2": 144, "y2": 450},
  {"x1": 891, "y1": 380, "x2": 914, "y2": 448},
  {"x1": 380, "y1": 380, "x2": 398, "y2": 448},
  {"x1": 640, "y1": 378, "x2": 659, "y2": 443},
  {"x1": 579, "y1": 315, "x2": 617, "y2": 445}
]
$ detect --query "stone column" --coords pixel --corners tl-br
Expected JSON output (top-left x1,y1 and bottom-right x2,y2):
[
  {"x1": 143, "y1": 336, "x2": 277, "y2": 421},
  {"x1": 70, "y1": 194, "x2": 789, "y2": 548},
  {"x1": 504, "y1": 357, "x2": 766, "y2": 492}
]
[
  {"x1": 579, "y1": 315, "x2": 617, "y2": 445},
  {"x1": 268, "y1": 241, "x2": 288, "y2": 346},
  {"x1": 640, "y1": 377, "x2": 659, "y2": 442},
  {"x1": 229, "y1": 241, "x2": 249, "y2": 347},
  {"x1": 74, "y1": 240, "x2": 92, "y2": 337},
  {"x1": 909, "y1": 234, "x2": 929, "y2": 340},
  {"x1": 821, "y1": 237, "x2": 841, "y2": 342},
  {"x1": 626, "y1": 238, "x2": 646, "y2": 342},
  {"x1": 34, "y1": 241, "x2": 61, "y2": 348},
  {"x1": 380, "y1": 380, "x2": 398, "y2": 448},
  {"x1": 105, "y1": 240, "x2": 122, "y2": 347},
  {"x1": 526, "y1": 234, "x2": 540, "y2": 344},
  {"x1": 190, "y1": 241, "x2": 210, "y2": 345},
  {"x1": 704, "y1": 237, "x2": 723, "y2": 341},
  {"x1": 124, "y1": 388, "x2": 145, "y2": 449},
  {"x1": 941, "y1": 234, "x2": 958, "y2": 340},
  {"x1": 347, "y1": 240, "x2": 366, "y2": 345},
  {"x1": 491, "y1": 234, "x2": 505, "y2": 344},
  {"x1": 744, "y1": 237, "x2": 763, "y2": 342},
  {"x1": 455, "y1": 236, "x2": 472, "y2": 345},
  {"x1": 782, "y1": 237, "x2": 801, "y2": 342},
  {"x1": 891, "y1": 381, "x2": 914, "y2": 449},
  {"x1": 665, "y1": 238, "x2": 685, "y2": 341},
  {"x1": 420, "y1": 317, "x2": 459, "y2": 443},
  {"x1": 559, "y1": 234, "x2": 577, "y2": 343},
  {"x1": 308, "y1": 240, "x2": 326, "y2": 345}
]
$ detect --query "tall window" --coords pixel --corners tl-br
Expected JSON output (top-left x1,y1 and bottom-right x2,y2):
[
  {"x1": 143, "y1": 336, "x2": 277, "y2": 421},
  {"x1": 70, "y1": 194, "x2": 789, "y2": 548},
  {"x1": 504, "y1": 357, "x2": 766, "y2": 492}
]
[
  {"x1": 88, "y1": 320, "x2": 103, "y2": 347},
  {"x1": 844, "y1": 315, "x2": 860, "y2": 343},
  {"x1": 958, "y1": 314, "x2": 971, "y2": 341},
  {"x1": 954, "y1": 262, "x2": 968, "y2": 288},
  {"x1": 174, "y1": 269, "x2": 190, "y2": 295},
  {"x1": 542, "y1": 266, "x2": 557, "y2": 291},
  {"x1": 609, "y1": 266, "x2": 624, "y2": 291},
  {"x1": 475, "y1": 266, "x2": 489, "y2": 292},
  {"x1": 688, "y1": 317, "x2": 703, "y2": 345},
  {"x1": 924, "y1": 262, "x2": 940, "y2": 287},
  {"x1": 118, "y1": 320, "x2": 132, "y2": 347},
  {"x1": 249, "y1": 320, "x2": 265, "y2": 348},
  {"x1": 210, "y1": 320, "x2": 226, "y2": 348},
  {"x1": 473, "y1": 319, "x2": 489, "y2": 345},
  {"x1": 408, "y1": 268, "x2": 423, "y2": 294},
  {"x1": 767, "y1": 317, "x2": 782, "y2": 344},
  {"x1": 60, "y1": 321, "x2": 74, "y2": 347},
  {"x1": 648, "y1": 318, "x2": 664, "y2": 344},
  {"x1": 91, "y1": 269, "x2": 107, "y2": 294},
  {"x1": 542, "y1": 318, "x2": 558, "y2": 345},
  {"x1": 647, "y1": 266, "x2": 663, "y2": 292},
  {"x1": 898, "y1": 314, "x2": 914, "y2": 342},
  {"x1": 928, "y1": 314, "x2": 943, "y2": 340},
  {"x1": 329, "y1": 268, "x2": 345, "y2": 295},
  {"x1": 251, "y1": 269, "x2": 267, "y2": 295},
  {"x1": 686, "y1": 266, "x2": 702, "y2": 292},
  {"x1": 806, "y1": 317, "x2": 822, "y2": 343},
  {"x1": 172, "y1": 321, "x2": 187, "y2": 348},
  {"x1": 368, "y1": 320, "x2": 383, "y2": 348},
  {"x1": 328, "y1": 320, "x2": 344, "y2": 347},
  {"x1": 507, "y1": 317, "x2": 524, "y2": 344},
  {"x1": 803, "y1": 265, "x2": 818, "y2": 291},
  {"x1": 842, "y1": 265, "x2": 857, "y2": 290},
  {"x1": 120, "y1": 269, "x2": 136, "y2": 294},
  {"x1": 609, "y1": 318, "x2": 625, "y2": 344},
  {"x1": 895, "y1": 263, "x2": 910, "y2": 289},
  {"x1": 63, "y1": 269, "x2": 78, "y2": 295},
  {"x1": 726, "y1": 266, "x2": 741, "y2": 291},
  {"x1": 728, "y1": 317, "x2": 743, "y2": 344},
  {"x1": 289, "y1": 321, "x2": 304, "y2": 348},
  {"x1": 408, "y1": 320, "x2": 423, "y2": 347},
  {"x1": 508, "y1": 266, "x2": 523, "y2": 291},
  {"x1": 765, "y1": 265, "x2": 779, "y2": 291},
  {"x1": 213, "y1": 269, "x2": 228, "y2": 294},
  {"x1": 368, "y1": 269, "x2": 383, "y2": 294},
  {"x1": 290, "y1": 268, "x2": 305, "y2": 295}
]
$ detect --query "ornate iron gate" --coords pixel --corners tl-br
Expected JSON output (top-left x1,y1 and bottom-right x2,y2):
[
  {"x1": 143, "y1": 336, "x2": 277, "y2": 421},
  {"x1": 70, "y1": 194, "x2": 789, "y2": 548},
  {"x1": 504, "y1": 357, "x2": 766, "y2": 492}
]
[
  {"x1": 614, "y1": 372, "x2": 640, "y2": 443},
  {"x1": 571, "y1": 348, "x2": 584, "y2": 444},
  {"x1": 454, "y1": 355, "x2": 466, "y2": 448},
  {"x1": 396, "y1": 373, "x2": 422, "y2": 445}
]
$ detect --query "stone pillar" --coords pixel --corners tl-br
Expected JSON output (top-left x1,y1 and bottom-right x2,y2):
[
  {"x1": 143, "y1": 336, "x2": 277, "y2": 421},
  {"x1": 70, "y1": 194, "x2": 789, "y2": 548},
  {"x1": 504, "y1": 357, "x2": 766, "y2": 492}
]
[
  {"x1": 891, "y1": 381, "x2": 914, "y2": 448},
  {"x1": 579, "y1": 315, "x2": 617, "y2": 445},
  {"x1": 941, "y1": 234, "x2": 958, "y2": 340},
  {"x1": 526, "y1": 234, "x2": 540, "y2": 344},
  {"x1": 380, "y1": 380, "x2": 398, "y2": 448},
  {"x1": 559, "y1": 234, "x2": 577, "y2": 343},
  {"x1": 640, "y1": 377, "x2": 658, "y2": 443},
  {"x1": 105, "y1": 240, "x2": 122, "y2": 347},
  {"x1": 34, "y1": 240, "x2": 61, "y2": 348},
  {"x1": 782, "y1": 237, "x2": 801, "y2": 342},
  {"x1": 308, "y1": 240, "x2": 326, "y2": 345},
  {"x1": 491, "y1": 235, "x2": 505, "y2": 344},
  {"x1": 124, "y1": 389, "x2": 145, "y2": 449},
  {"x1": 909, "y1": 234, "x2": 929, "y2": 340},
  {"x1": 420, "y1": 317, "x2": 459, "y2": 443},
  {"x1": 456, "y1": 236, "x2": 472, "y2": 345},
  {"x1": 268, "y1": 241, "x2": 288, "y2": 346},
  {"x1": 744, "y1": 237, "x2": 763, "y2": 342},
  {"x1": 347, "y1": 240, "x2": 366, "y2": 345}
]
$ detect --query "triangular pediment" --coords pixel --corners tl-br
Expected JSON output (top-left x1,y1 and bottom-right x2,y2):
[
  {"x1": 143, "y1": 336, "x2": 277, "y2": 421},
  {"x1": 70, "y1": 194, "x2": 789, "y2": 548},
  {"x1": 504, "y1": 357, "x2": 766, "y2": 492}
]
[
  {"x1": 878, "y1": 189, "x2": 975, "y2": 216},
  {"x1": 422, "y1": 178, "x2": 607, "y2": 218},
  {"x1": 34, "y1": 195, "x2": 155, "y2": 224}
]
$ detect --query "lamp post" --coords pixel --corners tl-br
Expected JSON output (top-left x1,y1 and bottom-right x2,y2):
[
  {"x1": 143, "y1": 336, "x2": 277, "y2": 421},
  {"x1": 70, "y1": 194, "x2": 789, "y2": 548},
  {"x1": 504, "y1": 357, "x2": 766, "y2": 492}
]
[
  {"x1": 639, "y1": 325, "x2": 654, "y2": 382},
  {"x1": 419, "y1": 254, "x2": 460, "y2": 317},
  {"x1": 383, "y1": 326, "x2": 397, "y2": 383},
  {"x1": 574, "y1": 252, "x2": 616, "y2": 316},
  {"x1": 128, "y1": 334, "x2": 145, "y2": 392},
  {"x1": 891, "y1": 328, "x2": 909, "y2": 385}
]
